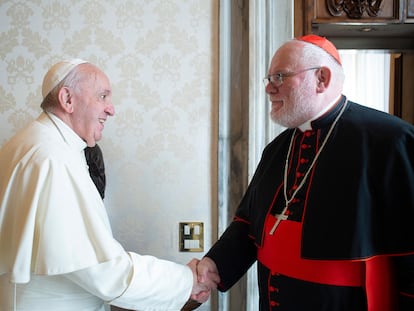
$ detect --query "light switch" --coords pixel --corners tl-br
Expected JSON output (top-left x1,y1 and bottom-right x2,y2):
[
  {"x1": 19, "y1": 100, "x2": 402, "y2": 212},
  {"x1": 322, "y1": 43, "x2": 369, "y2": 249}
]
[
  {"x1": 179, "y1": 222, "x2": 204, "y2": 252},
  {"x1": 184, "y1": 225, "x2": 190, "y2": 235},
  {"x1": 194, "y1": 225, "x2": 200, "y2": 235}
]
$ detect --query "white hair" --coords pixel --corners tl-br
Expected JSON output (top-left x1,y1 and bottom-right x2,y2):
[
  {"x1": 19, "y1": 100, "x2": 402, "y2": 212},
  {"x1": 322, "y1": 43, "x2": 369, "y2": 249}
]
[{"x1": 301, "y1": 43, "x2": 345, "y2": 86}]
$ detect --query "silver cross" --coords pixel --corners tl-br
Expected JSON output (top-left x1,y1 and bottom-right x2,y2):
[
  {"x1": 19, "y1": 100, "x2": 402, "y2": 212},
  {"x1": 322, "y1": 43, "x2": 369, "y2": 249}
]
[{"x1": 269, "y1": 213, "x2": 289, "y2": 235}]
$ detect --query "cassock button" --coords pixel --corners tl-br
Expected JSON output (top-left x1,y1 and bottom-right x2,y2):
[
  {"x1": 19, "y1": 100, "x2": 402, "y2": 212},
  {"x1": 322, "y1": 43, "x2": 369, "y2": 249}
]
[{"x1": 269, "y1": 286, "x2": 279, "y2": 292}]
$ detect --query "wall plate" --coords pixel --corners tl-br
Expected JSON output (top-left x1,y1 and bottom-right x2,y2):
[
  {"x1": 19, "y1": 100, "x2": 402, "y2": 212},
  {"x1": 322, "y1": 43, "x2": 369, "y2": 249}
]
[{"x1": 179, "y1": 222, "x2": 204, "y2": 252}]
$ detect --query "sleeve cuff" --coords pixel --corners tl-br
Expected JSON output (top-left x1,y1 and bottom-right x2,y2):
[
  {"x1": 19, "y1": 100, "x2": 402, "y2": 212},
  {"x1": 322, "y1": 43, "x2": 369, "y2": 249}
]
[{"x1": 110, "y1": 252, "x2": 193, "y2": 311}]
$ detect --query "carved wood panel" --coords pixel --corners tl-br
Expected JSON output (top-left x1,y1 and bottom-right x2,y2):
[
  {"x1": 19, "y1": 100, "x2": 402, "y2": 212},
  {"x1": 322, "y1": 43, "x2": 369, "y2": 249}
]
[
  {"x1": 312, "y1": 0, "x2": 399, "y2": 23},
  {"x1": 294, "y1": 0, "x2": 414, "y2": 50},
  {"x1": 327, "y1": 0, "x2": 383, "y2": 19}
]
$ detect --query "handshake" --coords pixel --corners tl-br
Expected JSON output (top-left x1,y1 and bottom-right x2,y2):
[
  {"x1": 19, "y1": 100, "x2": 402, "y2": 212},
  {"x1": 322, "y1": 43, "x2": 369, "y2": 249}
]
[{"x1": 182, "y1": 257, "x2": 220, "y2": 311}]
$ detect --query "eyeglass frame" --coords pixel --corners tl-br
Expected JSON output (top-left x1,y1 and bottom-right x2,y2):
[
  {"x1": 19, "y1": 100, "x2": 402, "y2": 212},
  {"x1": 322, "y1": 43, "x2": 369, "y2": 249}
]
[{"x1": 263, "y1": 66, "x2": 321, "y2": 88}]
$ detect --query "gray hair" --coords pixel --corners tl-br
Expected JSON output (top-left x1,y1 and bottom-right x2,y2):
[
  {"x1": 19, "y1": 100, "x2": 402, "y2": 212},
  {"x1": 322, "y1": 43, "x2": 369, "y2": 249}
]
[{"x1": 40, "y1": 65, "x2": 88, "y2": 112}]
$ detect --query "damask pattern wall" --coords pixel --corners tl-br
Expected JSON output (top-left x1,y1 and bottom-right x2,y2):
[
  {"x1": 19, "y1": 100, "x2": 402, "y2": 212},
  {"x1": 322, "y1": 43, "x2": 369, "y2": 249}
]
[{"x1": 0, "y1": 0, "x2": 218, "y2": 308}]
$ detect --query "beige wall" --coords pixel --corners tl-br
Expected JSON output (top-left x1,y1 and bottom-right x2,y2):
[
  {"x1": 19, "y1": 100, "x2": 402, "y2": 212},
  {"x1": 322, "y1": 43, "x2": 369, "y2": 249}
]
[{"x1": 0, "y1": 1, "x2": 218, "y2": 309}]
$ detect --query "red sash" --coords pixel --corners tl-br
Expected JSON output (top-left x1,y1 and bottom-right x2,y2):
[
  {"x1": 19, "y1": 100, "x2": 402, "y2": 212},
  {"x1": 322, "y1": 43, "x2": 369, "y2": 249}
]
[{"x1": 257, "y1": 214, "x2": 364, "y2": 286}]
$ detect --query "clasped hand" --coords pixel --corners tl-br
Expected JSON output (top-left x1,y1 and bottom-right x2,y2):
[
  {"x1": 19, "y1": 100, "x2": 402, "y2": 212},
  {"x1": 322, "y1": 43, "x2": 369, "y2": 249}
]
[{"x1": 187, "y1": 257, "x2": 220, "y2": 303}]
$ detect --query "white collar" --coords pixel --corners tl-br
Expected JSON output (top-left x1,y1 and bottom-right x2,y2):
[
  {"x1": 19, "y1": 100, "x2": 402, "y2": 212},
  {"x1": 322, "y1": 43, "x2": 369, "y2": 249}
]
[
  {"x1": 298, "y1": 94, "x2": 342, "y2": 132},
  {"x1": 44, "y1": 112, "x2": 87, "y2": 152}
]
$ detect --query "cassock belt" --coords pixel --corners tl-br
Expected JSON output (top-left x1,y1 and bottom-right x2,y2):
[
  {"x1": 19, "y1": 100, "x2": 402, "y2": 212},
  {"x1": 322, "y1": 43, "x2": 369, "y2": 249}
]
[{"x1": 258, "y1": 215, "x2": 364, "y2": 287}]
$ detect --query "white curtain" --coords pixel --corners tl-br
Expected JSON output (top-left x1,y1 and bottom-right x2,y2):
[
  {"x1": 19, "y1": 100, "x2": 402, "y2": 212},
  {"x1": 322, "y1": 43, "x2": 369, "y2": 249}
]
[{"x1": 339, "y1": 50, "x2": 390, "y2": 113}]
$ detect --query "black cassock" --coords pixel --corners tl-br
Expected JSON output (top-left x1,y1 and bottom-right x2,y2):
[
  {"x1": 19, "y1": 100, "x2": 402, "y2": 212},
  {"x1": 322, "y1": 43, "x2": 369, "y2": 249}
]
[{"x1": 206, "y1": 96, "x2": 414, "y2": 310}]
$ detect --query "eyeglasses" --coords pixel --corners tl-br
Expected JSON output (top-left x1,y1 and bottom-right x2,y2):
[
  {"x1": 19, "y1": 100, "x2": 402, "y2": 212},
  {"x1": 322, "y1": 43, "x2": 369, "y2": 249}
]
[{"x1": 263, "y1": 67, "x2": 321, "y2": 88}]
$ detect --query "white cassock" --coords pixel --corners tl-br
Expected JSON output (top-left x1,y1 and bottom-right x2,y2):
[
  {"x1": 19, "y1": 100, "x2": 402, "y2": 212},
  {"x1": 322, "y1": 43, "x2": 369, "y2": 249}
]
[{"x1": 0, "y1": 112, "x2": 192, "y2": 311}]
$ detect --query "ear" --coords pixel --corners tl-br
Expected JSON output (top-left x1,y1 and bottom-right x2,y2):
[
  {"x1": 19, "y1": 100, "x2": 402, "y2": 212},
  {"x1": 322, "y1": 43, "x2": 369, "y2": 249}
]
[
  {"x1": 316, "y1": 67, "x2": 331, "y2": 93},
  {"x1": 57, "y1": 87, "x2": 74, "y2": 113}
]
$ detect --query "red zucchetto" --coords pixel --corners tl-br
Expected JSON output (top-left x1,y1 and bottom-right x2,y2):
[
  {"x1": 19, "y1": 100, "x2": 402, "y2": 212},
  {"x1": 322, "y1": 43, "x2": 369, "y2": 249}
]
[{"x1": 296, "y1": 34, "x2": 342, "y2": 65}]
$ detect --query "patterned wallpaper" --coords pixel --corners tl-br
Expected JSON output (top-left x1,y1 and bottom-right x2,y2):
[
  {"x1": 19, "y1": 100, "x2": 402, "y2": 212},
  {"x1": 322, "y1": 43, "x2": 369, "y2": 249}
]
[{"x1": 0, "y1": 1, "x2": 218, "y2": 308}]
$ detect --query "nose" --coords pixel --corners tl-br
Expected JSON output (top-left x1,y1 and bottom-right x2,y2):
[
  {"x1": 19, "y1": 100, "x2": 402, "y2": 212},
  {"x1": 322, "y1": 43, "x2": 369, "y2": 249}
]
[
  {"x1": 105, "y1": 103, "x2": 115, "y2": 116},
  {"x1": 265, "y1": 83, "x2": 278, "y2": 94}
]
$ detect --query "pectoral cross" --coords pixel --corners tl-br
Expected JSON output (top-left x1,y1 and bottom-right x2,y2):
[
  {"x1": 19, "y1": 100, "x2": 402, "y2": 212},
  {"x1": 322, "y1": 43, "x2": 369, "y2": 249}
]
[{"x1": 269, "y1": 211, "x2": 289, "y2": 235}]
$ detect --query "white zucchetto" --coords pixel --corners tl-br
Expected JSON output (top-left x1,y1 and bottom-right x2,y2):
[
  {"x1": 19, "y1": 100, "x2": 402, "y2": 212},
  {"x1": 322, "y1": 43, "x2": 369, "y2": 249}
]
[{"x1": 42, "y1": 59, "x2": 88, "y2": 99}]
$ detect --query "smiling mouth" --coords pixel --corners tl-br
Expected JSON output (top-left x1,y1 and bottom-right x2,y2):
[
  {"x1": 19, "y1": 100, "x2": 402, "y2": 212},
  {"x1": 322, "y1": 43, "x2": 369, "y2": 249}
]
[
  {"x1": 99, "y1": 118, "x2": 106, "y2": 124},
  {"x1": 271, "y1": 100, "x2": 283, "y2": 107}
]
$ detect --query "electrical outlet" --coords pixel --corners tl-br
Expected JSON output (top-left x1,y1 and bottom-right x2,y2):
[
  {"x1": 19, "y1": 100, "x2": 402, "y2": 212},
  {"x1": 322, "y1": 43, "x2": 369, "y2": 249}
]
[{"x1": 179, "y1": 222, "x2": 204, "y2": 252}]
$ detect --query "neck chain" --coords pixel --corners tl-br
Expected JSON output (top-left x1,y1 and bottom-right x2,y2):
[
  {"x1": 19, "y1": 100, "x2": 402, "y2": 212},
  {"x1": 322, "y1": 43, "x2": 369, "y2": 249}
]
[{"x1": 269, "y1": 99, "x2": 348, "y2": 235}]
